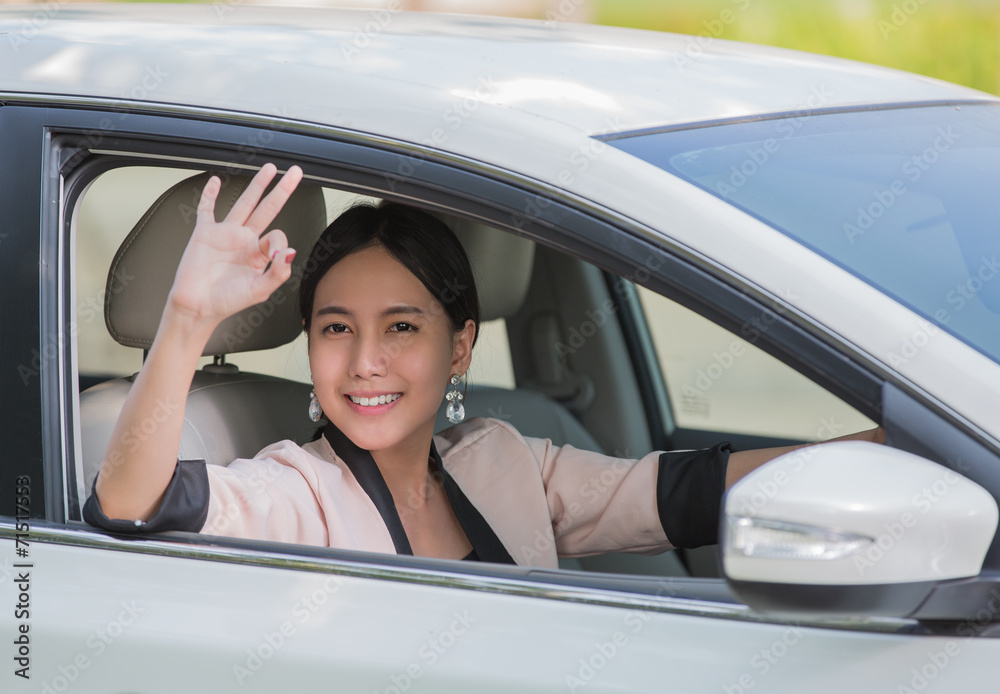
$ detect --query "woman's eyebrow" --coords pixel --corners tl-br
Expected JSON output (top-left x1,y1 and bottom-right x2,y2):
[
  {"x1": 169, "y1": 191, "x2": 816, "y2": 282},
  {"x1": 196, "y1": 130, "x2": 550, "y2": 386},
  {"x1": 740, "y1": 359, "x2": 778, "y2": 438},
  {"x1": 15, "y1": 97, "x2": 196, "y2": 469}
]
[
  {"x1": 315, "y1": 305, "x2": 351, "y2": 318},
  {"x1": 380, "y1": 305, "x2": 426, "y2": 318},
  {"x1": 313, "y1": 305, "x2": 426, "y2": 318}
]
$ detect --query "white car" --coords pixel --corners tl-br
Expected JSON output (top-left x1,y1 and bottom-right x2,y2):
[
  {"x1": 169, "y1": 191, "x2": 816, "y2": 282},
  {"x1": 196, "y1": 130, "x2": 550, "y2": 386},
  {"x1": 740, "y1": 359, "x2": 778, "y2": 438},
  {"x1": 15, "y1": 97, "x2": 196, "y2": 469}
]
[{"x1": 2, "y1": 4, "x2": 999, "y2": 692}]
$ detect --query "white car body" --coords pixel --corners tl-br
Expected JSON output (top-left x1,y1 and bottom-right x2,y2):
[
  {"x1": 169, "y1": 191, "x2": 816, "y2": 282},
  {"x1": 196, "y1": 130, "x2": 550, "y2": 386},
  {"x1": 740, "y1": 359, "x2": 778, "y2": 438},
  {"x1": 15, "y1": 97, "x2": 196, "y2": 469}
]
[{"x1": 2, "y1": 5, "x2": 999, "y2": 692}]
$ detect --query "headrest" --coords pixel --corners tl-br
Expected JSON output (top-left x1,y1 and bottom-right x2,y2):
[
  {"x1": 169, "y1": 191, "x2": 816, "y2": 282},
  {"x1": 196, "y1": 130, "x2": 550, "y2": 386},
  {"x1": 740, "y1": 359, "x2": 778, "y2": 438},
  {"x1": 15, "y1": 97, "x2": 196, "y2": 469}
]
[
  {"x1": 105, "y1": 172, "x2": 328, "y2": 356},
  {"x1": 436, "y1": 215, "x2": 535, "y2": 321}
]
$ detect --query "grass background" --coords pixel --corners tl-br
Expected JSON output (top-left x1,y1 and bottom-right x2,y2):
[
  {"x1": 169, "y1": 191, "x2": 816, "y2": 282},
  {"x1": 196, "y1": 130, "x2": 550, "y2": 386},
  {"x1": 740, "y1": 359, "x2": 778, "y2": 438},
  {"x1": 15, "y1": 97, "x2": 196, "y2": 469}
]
[{"x1": 590, "y1": 0, "x2": 1000, "y2": 95}]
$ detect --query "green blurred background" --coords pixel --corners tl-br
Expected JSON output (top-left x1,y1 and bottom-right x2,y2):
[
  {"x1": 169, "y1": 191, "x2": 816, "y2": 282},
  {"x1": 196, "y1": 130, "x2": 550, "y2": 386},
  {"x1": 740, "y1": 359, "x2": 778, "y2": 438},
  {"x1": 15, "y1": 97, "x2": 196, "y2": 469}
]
[{"x1": 591, "y1": 0, "x2": 999, "y2": 95}]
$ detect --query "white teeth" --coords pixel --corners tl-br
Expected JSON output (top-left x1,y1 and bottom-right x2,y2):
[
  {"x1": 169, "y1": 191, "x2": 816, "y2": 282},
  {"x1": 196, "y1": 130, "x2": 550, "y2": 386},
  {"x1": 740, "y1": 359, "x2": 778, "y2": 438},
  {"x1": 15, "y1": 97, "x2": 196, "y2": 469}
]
[{"x1": 350, "y1": 394, "x2": 400, "y2": 407}]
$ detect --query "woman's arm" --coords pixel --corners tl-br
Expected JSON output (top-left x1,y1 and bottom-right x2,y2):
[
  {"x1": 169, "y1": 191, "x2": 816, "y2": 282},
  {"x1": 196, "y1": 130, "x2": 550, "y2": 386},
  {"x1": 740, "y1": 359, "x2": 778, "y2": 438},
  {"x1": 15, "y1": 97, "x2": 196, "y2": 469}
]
[
  {"x1": 724, "y1": 426, "x2": 886, "y2": 490},
  {"x1": 93, "y1": 164, "x2": 302, "y2": 521}
]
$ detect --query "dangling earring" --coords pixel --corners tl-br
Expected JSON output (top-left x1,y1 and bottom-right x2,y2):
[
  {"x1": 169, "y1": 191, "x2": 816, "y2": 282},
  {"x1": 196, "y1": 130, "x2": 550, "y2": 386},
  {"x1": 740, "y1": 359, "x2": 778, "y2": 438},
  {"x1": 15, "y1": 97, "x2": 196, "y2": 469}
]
[
  {"x1": 308, "y1": 388, "x2": 324, "y2": 423},
  {"x1": 445, "y1": 374, "x2": 466, "y2": 424}
]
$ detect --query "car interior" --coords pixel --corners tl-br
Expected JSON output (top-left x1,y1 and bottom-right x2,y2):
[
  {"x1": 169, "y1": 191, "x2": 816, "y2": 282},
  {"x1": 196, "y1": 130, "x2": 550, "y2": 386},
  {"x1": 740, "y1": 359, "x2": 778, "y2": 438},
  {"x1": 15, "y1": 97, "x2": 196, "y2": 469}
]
[{"x1": 69, "y1": 164, "x2": 875, "y2": 581}]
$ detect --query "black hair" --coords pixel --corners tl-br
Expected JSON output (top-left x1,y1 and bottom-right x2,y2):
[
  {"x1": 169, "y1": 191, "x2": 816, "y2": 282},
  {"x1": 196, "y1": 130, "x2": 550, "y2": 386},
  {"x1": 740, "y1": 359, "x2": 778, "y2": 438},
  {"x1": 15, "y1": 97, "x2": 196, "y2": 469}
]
[{"x1": 298, "y1": 201, "x2": 480, "y2": 346}]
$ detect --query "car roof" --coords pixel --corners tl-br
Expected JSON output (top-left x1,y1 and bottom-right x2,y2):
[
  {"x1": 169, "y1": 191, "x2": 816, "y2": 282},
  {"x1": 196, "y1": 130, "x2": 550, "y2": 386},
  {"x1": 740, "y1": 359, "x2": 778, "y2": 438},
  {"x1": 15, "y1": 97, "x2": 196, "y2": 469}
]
[{"x1": 1, "y1": 3, "x2": 994, "y2": 143}]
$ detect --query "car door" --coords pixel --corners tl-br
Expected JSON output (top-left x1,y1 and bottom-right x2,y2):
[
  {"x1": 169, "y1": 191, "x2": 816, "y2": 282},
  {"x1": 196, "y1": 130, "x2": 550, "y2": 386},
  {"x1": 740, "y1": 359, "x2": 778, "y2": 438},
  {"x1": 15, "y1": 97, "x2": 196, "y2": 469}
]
[{"x1": 3, "y1": 98, "x2": 1000, "y2": 694}]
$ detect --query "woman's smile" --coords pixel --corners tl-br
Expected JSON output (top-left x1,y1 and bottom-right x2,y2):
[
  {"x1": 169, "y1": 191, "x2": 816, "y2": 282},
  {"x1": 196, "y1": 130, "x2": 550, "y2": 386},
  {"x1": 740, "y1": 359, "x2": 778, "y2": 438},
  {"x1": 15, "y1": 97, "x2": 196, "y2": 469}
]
[{"x1": 345, "y1": 392, "x2": 403, "y2": 414}]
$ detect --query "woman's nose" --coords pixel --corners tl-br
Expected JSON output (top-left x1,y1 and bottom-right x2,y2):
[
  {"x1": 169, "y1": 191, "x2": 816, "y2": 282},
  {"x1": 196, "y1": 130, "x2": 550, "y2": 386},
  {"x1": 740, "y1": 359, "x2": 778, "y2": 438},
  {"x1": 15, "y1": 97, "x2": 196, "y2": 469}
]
[{"x1": 348, "y1": 333, "x2": 388, "y2": 379}]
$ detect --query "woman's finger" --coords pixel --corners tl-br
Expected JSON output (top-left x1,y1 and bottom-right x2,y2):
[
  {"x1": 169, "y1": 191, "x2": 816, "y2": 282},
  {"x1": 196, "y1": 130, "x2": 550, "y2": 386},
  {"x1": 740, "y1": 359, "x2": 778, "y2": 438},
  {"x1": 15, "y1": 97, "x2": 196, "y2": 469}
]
[
  {"x1": 195, "y1": 175, "x2": 222, "y2": 227},
  {"x1": 251, "y1": 244, "x2": 296, "y2": 301},
  {"x1": 245, "y1": 165, "x2": 303, "y2": 234},
  {"x1": 226, "y1": 163, "x2": 278, "y2": 226},
  {"x1": 258, "y1": 229, "x2": 290, "y2": 265}
]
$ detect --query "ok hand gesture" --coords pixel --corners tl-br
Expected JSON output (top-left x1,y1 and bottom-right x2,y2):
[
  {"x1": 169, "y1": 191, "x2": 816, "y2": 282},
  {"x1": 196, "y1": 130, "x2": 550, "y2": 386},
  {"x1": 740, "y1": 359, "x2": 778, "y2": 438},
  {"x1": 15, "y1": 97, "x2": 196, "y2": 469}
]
[{"x1": 167, "y1": 163, "x2": 303, "y2": 330}]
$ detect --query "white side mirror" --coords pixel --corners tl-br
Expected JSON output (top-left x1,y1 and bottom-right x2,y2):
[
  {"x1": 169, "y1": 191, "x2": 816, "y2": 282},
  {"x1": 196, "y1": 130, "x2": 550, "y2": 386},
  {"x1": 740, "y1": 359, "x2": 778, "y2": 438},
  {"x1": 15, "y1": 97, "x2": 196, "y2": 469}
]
[{"x1": 722, "y1": 441, "x2": 998, "y2": 617}]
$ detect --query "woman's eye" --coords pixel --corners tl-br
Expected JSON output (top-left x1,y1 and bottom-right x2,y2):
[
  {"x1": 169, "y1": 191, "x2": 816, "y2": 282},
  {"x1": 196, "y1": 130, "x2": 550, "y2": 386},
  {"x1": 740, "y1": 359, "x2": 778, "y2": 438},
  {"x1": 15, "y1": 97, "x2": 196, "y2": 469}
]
[
  {"x1": 323, "y1": 323, "x2": 350, "y2": 334},
  {"x1": 389, "y1": 322, "x2": 416, "y2": 333}
]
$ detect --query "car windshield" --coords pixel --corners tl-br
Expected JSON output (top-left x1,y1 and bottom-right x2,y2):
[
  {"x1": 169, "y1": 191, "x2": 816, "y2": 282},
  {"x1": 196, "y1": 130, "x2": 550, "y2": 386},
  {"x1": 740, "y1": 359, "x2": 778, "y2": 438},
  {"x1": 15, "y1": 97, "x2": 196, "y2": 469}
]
[{"x1": 610, "y1": 103, "x2": 1000, "y2": 365}]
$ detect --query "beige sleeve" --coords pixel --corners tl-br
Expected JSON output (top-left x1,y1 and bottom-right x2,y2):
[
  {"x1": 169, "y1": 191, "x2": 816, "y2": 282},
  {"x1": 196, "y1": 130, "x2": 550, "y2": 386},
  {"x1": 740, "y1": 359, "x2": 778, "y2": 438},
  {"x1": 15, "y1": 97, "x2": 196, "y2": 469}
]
[
  {"x1": 522, "y1": 435, "x2": 672, "y2": 557},
  {"x1": 200, "y1": 443, "x2": 329, "y2": 546}
]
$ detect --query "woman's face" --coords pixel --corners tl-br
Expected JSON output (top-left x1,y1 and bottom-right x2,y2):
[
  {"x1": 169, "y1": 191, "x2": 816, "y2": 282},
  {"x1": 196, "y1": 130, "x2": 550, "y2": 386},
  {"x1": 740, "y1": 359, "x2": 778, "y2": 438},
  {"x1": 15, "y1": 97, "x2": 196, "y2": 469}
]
[{"x1": 308, "y1": 245, "x2": 474, "y2": 455}]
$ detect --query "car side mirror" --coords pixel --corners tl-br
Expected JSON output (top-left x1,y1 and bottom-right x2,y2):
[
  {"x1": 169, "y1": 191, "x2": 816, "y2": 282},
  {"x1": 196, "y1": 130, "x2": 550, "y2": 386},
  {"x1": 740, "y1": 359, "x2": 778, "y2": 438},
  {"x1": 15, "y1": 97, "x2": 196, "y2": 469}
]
[{"x1": 721, "y1": 441, "x2": 998, "y2": 618}]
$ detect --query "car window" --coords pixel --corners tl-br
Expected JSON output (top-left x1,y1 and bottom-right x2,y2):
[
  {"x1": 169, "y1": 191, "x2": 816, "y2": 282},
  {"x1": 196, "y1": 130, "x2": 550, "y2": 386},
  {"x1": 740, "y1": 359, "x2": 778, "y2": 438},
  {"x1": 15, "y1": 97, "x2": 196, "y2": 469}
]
[
  {"x1": 74, "y1": 166, "x2": 515, "y2": 389},
  {"x1": 611, "y1": 104, "x2": 1000, "y2": 368},
  {"x1": 637, "y1": 286, "x2": 874, "y2": 441}
]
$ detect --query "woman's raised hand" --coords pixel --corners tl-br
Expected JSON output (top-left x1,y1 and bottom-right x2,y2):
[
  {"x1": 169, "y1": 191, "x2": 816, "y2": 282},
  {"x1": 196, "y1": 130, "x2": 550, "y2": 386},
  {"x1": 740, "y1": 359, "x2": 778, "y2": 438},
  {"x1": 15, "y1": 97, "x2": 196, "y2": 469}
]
[{"x1": 167, "y1": 163, "x2": 304, "y2": 330}]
